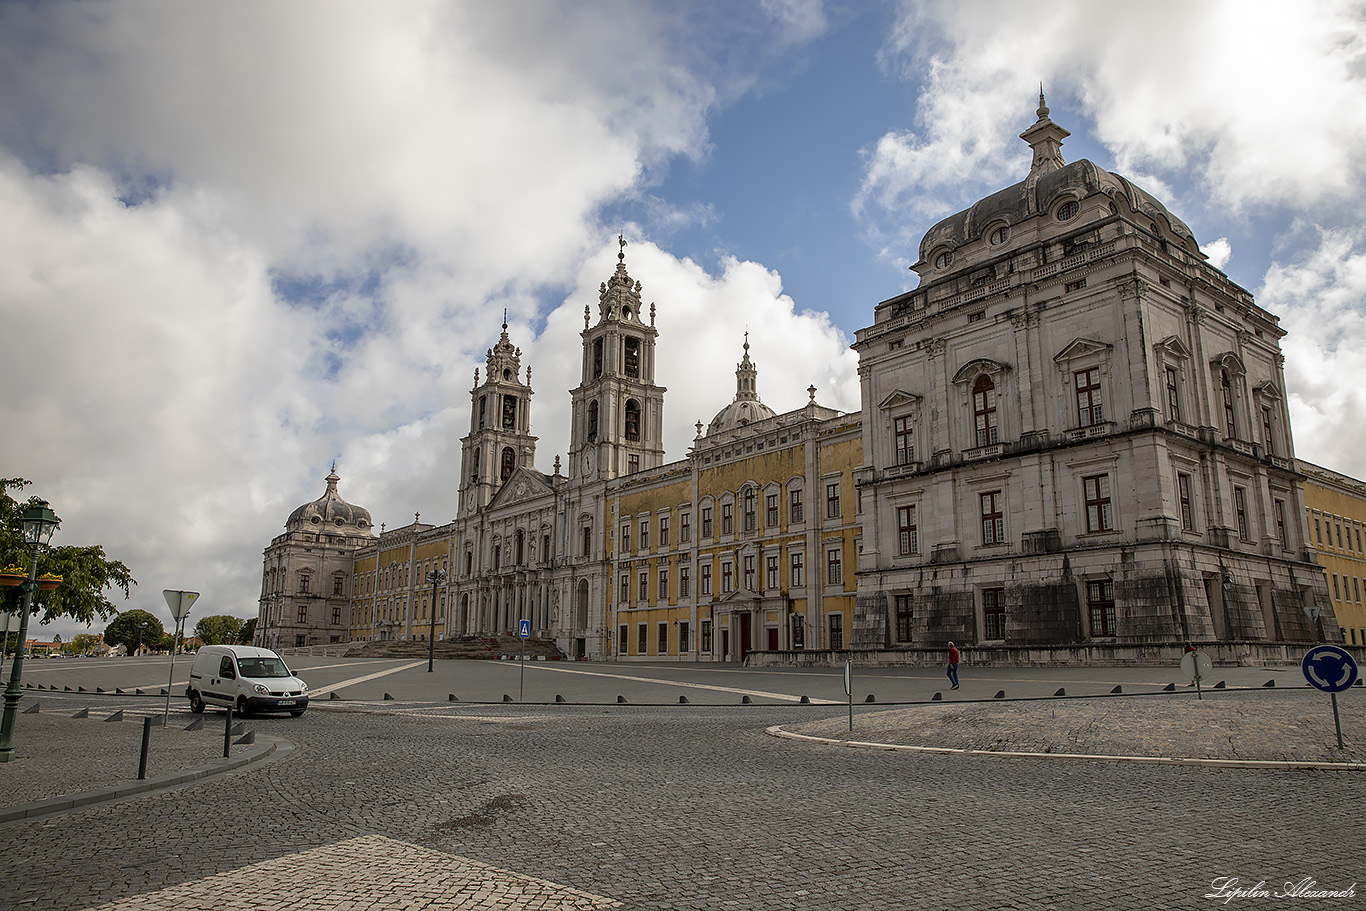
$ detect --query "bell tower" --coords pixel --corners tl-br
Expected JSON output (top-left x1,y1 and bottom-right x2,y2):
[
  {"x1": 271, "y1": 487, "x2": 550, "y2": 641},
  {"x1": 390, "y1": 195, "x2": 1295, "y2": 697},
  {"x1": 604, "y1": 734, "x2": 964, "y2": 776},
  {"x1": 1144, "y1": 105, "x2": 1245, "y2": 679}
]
[
  {"x1": 568, "y1": 237, "x2": 667, "y2": 481},
  {"x1": 459, "y1": 318, "x2": 538, "y2": 515}
]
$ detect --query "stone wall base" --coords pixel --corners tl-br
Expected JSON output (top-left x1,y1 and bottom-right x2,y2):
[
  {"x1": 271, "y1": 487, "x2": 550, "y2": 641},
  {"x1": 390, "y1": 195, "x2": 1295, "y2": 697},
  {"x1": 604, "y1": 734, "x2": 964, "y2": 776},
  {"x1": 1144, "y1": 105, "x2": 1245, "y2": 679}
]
[{"x1": 746, "y1": 641, "x2": 1366, "y2": 669}]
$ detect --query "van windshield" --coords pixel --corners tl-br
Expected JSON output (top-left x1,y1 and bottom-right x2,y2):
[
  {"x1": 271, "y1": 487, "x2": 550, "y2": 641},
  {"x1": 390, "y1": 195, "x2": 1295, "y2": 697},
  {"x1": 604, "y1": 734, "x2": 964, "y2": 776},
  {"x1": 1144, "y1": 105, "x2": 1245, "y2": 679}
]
[{"x1": 237, "y1": 657, "x2": 292, "y2": 678}]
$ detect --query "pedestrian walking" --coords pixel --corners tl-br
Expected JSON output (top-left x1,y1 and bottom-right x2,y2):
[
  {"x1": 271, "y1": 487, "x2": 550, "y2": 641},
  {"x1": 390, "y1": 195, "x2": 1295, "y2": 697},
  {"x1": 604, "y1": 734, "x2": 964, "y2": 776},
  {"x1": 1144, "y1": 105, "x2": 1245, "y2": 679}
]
[{"x1": 946, "y1": 641, "x2": 960, "y2": 689}]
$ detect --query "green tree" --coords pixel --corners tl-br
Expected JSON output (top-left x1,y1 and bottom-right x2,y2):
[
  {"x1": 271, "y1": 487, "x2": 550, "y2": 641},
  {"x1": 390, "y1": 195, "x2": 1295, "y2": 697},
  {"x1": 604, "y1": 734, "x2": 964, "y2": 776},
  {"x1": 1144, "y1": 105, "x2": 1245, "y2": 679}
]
[
  {"x1": 193, "y1": 614, "x2": 243, "y2": 645},
  {"x1": 70, "y1": 632, "x2": 100, "y2": 655},
  {"x1": 1, "y1": 478, "x2": 135, "y2": 625},
  {"x1": 238, "y1": 617, "x2": 257, "y2": 644},
  {"x1": 104, "y1": 609, "x2": 165, "y2": 654}
]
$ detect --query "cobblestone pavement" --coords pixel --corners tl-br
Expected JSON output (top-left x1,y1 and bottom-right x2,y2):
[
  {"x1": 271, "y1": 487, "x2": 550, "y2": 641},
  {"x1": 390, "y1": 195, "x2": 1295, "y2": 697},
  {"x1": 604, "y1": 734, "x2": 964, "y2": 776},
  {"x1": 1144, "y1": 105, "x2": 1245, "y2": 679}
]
[
  {"x1": 0, "y1": 691, "x2": 1362, "y2": 911},
  {"x1": 787, "y1": 689, "x2": 1365, "y2": 764}
]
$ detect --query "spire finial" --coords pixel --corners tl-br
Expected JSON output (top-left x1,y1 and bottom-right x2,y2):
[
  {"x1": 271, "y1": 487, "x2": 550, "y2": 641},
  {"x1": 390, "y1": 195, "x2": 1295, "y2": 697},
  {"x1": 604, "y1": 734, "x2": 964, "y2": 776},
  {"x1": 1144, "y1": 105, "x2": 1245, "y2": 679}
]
[
  {"x1": 502, "y1": 307, "x2": 508, "y2": 331},
  {"x1": 618, "y1": 234, "x2": 627, "y2": 262},
  {"x1": 1038, "y1": 84, "x2": 1048, "y2": 119}
]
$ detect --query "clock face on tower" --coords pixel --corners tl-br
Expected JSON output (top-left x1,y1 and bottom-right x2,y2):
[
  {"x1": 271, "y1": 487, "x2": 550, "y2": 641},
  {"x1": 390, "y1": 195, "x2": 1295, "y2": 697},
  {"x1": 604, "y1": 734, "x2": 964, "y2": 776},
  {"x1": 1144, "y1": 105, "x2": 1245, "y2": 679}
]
[{"x1": 580, "y1": 450, "x2": 595, "y2": 477}]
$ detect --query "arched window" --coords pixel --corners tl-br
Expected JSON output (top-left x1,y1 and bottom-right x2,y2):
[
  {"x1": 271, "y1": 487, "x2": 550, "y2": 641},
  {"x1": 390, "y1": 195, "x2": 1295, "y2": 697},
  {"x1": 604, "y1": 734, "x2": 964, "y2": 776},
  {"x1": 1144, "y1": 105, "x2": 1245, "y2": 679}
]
[
  {"x1": 470, "y1": 448, "x2": 480, "y2": 482},
  {"x1": 501, "y1": 446, "x2": 515, "y2": 480},
  {"x1": 625, "y1": 399, "x2": 641, "y2": 441},
  {"x1": 973, "y1": 375, "x2": 998, "y2": 446},
  {"x1": 587, "y1": 400, "x2": 599, "y2": 441},
  {"x1": 515, "y1": 529, "x2": 525, "y2": 565}
]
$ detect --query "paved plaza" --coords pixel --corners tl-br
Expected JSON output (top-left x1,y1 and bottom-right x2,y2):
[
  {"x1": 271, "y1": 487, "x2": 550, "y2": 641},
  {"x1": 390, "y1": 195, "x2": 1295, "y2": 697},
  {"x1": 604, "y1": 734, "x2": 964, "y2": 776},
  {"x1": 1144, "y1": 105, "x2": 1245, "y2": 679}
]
[{"x1": 0, "y1": 657, "x2": 1361, "y2": 910}]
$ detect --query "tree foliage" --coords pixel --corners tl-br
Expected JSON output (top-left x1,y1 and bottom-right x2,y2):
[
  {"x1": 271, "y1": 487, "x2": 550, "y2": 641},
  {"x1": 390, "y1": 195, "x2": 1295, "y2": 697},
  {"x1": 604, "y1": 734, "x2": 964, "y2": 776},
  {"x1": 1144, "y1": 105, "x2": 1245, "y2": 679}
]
[
  {"x1": 70, "y1": 632, "x2": 101, "y2": 655},
  {"x1": 194, "y1": 614, "x2": 243, "y2": 645},
  {"x1": 104, "y1": 609, "x2": 165, "y2": 653},
  {"x1": 238, "y1": 617, "x2": 257, "y2": 644},
  {"x1": 1, "y1": 478, "x2": 136, "y2": 624}
]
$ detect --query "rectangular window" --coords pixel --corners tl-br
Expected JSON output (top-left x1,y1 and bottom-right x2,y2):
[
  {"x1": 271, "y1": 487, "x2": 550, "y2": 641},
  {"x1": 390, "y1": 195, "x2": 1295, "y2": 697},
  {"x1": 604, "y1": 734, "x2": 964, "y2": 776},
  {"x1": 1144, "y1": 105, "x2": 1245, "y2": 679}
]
[
  {"x1": 1262, "y1": 407, "x2": 1275, "y2": 454},
  {"x1": 1087, "y1": 579, "x2": 1116, "y2": 637},
  {"x1": 701, "y1": 620, "x2": 713, "y2": 652},
  {"x1": 1315, "y1": 513, "x2": 1323, "y2": 545},
  {"x1": 790, "y1": 552, "x2": 805, "y2": 587},
  {"x1": 826, "y1": 481, "x2": 841, "y2": 519},
  {"x1": 618, "y1": 625, "x2": 628, "y2": 654},
  {"x1": 721, "y1": 503, "x2": 734, "y2": 535},
  {"x1": 1336, "y1": 520, "x2": 1344, "y2": 549},
  {"x1": 701, "y1": 507, "x2": 713, "y2": 538},
  {"x1": 638, "y1": 571, "x2": 648, "y2": 601},
  {"x1": 897, "y1": 505, "x2": 918, "y2": 555},
  {"x1": 826, "y1": 547, "x2": 842, "y2": 585},
  {"x1": 1333, "y1": 574, "x2": 1341, "y2": 600},
  {"x1": 790, "y1": 488, "x2": 804, "y2": 523},
  {"x1": 828, "y1": 614, "x2": 844, "y2": 650},
  {"x1": 766, "y1": 554, "x2": 779, "y2": 590},
  {"x1": 744, "y1": 489, "x2": 757, "y2": 532},
  {"x1": 973, "y1": 378, "x2": 998, "y2": 447},
  {"x1": 680, "y1": 512, "x2": 691, "y2": 543},
  {"x1": 638, "y1": 624, "x2": 648, "y2": 654},
  {"x1": 983, "y1": 588, "x2": 1006, "y2": 639},
  {"x1": 658, "y1": 568, "x2": 669, "y2": 602},
  {"x1": 300, "y1": 575, "x2": 310, "y2": 594},
  {"x1": 980, "y1": 491, "x2": 1005, "y2": 545},
  {"x1": 1064, "y1": 277, "x2": 1087, "y2": 292},
  {"x1": 1355, "y1": 576, "x2": 1361, "y2": 603},
  {"x1": 743, "y1": 555, "x2": 755, "y2": 590},
  {"x1": 620, "y1": 523, "x2": 630, "y2": 552},
  {"x1": 679, "y1": 565, "x2": 690, "y2": 598},
  {"x1": 658, "y1": 623, "x2": 668, "y2": 654},
  {"x1": 1083, "y1": 474, "x2": 1113, "y2": 533},
  {"x1": 721, "y1": 561, "x2": 734, "y2": 593},
  {"x1": 297, "y1": 605, "x2": 307, "y2": 623},
  {"x1": 1273, "y1": 499, "x2": 1286, "y2": 544},
  {"x1": 1178, "y1": 473, "x2": 1195, "y2": 531},
  {"x1": 295, "y1": 634, "x2": 307, "y2": 648},
  {"x1": 582, "y1": 526, "x2": 592, "y2": 557},
  {"x1": 894, "y1": 595, "x2": 914, "y2": 642},
  {"x1": 1357, "y1": 525, "x2": 1362, "y2": 552},
  {"x1": 659, "y1": 515, "x2": 670, "y2": 547},
  {"x1": 894, "y1": 416, "x2": 915, "y2": 466},
  {"x1": 766, "y1": 493, "x2": 779, "y2": 527},
  {"x1": 331, "y1": 606, "x2": 341, "y2": 625},
  {"x1": 1165, "y1": 366, "x2": 1181, "y2": 424},
  {"x1": 679, "y1": 621, "x2": 690, "y2": 653},
  {"x1": 333, "y1": 576, "x2": 345, "y2": 596},
  {"x1": 1075, "y1": 367, "x2": 1103, "y2": 426},
  {"x1": 700, "y1": 563, "x2": 712, "y2": 596},
  {"x1": 640, "y1": 520, "x2": 649, "y2": 551},
  {"x1": 1234, "y1": 487, "x2": 1249, "y2": 540},
  {"x1": 619, "y1": 573, "x2": 629, "y2": 603}
]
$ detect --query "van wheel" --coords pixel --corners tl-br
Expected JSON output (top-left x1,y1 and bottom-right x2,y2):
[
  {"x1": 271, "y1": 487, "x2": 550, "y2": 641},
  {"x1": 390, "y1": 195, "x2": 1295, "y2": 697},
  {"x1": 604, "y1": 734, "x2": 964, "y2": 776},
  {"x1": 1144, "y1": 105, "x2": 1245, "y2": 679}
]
[
  {"x1": 235, "y1": 696, "x2": 250, "y2": 717},
  {"x1": 188, "y1": 691, "x2": 205, "y2": 714}
]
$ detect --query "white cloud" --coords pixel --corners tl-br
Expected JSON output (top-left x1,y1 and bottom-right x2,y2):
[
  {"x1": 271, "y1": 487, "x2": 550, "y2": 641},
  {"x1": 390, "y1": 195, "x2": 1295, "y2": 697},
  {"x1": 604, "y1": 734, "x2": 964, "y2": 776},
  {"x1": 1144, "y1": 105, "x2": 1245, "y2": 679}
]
[
  {"x1": 1203, "y1": 238, "x2": 1233, "y2": 271},
  {"x1": 860, "y1": 0, "x2": 1366, "y2": 234},
  {"x1": 1259, "y1": 226, "x2": 1366, "y2": 479}
]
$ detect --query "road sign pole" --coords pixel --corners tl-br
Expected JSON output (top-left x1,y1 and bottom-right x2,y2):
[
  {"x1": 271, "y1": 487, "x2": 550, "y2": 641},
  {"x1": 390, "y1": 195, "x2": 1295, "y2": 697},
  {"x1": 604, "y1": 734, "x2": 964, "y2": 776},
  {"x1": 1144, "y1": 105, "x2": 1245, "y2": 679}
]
[
  {"x1": 844, "y1": 659, "x2": 853, "y2": 731},
  {"x1": 1331, "y1": 692, "x2": 1344, "y2": 749}
]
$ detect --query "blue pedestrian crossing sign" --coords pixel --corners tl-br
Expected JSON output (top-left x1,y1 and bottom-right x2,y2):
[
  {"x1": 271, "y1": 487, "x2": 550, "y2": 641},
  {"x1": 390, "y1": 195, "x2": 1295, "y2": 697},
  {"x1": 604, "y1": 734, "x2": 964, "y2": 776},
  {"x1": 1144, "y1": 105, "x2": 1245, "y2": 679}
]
[
  {"x1": 518, "y1": 619, "x2": 531, "y2": 639},
  {"x1": 1302, "y1": 645, "x2": 1359, "y2": 693}
]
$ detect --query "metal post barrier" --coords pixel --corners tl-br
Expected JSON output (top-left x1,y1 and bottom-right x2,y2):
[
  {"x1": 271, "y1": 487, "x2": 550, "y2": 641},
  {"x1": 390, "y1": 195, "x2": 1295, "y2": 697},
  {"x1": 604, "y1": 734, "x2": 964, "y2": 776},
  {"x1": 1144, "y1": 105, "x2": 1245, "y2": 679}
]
[
  {"x1": 223, "y1": 705, "x2": 234, "y2": 758},
  {"x1": 137, "y1": 715, "x2": 154, "y2": 779}
]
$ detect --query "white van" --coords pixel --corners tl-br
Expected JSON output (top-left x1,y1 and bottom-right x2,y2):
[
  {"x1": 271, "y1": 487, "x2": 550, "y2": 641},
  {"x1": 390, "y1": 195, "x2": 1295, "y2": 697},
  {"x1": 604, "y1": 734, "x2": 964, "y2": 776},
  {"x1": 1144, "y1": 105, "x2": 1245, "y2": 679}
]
[{"x1": 186, "y1": 645, "x2": 309, "y2": 717}]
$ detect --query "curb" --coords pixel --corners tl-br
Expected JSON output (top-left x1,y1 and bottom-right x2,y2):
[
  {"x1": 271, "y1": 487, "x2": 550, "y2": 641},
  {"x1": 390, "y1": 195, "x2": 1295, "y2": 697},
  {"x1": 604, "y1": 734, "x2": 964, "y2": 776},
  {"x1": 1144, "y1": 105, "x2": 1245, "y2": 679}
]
[
  {"x1": 764, "y1": 725, "x2": 1366, "y2": 772},
  {"x1": 0, "y1": 736, "x2": 293, "y2": 826}
]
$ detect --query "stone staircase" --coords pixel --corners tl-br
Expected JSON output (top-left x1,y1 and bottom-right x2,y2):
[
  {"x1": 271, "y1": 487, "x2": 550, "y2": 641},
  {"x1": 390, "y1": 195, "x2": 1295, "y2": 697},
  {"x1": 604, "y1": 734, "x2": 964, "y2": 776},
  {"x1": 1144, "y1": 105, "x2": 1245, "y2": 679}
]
[{"x1": 343, "y1": 635, "x2": 567, "y2": 661}]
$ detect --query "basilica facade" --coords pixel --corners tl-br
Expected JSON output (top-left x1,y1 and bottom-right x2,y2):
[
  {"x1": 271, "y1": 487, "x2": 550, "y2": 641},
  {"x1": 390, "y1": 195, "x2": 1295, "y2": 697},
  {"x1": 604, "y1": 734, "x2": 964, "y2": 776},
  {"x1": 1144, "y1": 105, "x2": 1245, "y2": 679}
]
[{"x1": 259, "y1": 100, "x2": 1341, "y2": 660}]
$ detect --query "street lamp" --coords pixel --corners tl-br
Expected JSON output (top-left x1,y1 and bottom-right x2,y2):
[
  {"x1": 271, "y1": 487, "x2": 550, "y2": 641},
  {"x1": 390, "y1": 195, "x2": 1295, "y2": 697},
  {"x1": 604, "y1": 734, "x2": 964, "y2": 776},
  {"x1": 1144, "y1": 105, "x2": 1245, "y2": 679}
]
[
  {"x1": 135, "y1": 621, "x2": 148, "y2": 657},
  {"x1": 0, "y1": 499, "x2": 60, "y2": 763},
  {"x1": 426, "y1": 568, "x2": 446, "y2": 672}
]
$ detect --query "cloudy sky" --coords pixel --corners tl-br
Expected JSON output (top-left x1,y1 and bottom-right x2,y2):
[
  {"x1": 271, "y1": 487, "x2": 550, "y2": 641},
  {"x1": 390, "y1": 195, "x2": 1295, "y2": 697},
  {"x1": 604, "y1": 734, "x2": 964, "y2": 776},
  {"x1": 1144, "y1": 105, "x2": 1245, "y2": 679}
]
[{"x1": 3, "y1": 0, "x2": 1364, "y2": 640}]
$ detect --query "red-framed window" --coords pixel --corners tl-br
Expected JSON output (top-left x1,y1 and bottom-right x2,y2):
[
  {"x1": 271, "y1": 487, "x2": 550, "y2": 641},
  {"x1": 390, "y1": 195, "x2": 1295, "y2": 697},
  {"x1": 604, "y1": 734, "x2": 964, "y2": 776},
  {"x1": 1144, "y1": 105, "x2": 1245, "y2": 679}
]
[
  {"x1": 790, "y1": 552, "x2": 804, "y2": 586},
  {"x1": 1075, "y1": 368, "x2": 1103, "y2": 426},
  {"x1": 789, "y1": 488, "x2": 804, "y2": 522},
  {"x1": 721, "y1": 502, "x2": 734, "y2": 536},
  {"x1": 983, "y1": 588, "x2": 1006, "y2": 639},
  {"x1": 1234, "y1": 487, "x2": 1249, "y2": 540},
  {"x1": 973, "y1": 375, "x2": 998, "y2": 447},
  {"x1": 743, "y1": 488, "x2": 757, "y2": 532},
  {"x1": 1087, "y1": 579, "x2": 1116, "y2": 637},
  {"x1": 1165, "y1": 366, "x2": 1181, "y2": 423},
  {"x1": 1221, "y1": 369, "x2": 1236, "y2": 439},
  {"x1": 1178, "y1": 473, "x2": 1194, "y2": 531},
  {"x1": 897, "y1": 505, "x2": 918, "y2": 555},
  {"x1": 1083, "y1": 474, "x2": 1113, "y2": 533},
  {"x1": 980, "y1": 491, "x2": 1004, "y2": 545},
  {"x1": 825, "y1": 481, "x2": 841, "y2": 519},
  {"x1": 766, "y1": 493, "x2": 779, "y2": 527},
  {"x1": 894, "y1": 416, "x2": 915, "y2": 465}
]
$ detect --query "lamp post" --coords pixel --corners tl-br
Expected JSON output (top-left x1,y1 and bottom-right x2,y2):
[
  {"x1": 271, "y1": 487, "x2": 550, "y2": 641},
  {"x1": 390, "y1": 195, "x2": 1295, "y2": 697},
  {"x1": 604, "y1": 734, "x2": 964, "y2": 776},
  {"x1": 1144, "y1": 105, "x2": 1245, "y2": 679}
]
[
  {"x1": 135, "y1": 621, "x2": 148, "y2": 657},
  {"x1": 426, "y1": 568, "x2": 446, "y2": 672},
  {"x1": 0, "y1": 500, "x2": 60, "y2": 763}
]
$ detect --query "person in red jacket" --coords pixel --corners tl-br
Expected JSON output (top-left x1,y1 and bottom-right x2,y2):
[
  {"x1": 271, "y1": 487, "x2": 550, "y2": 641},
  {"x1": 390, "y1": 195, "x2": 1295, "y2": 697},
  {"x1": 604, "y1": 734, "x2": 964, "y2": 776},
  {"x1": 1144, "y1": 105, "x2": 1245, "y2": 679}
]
[{"x1": 946, "y1": 641, "x2": 960, "y2": 689}]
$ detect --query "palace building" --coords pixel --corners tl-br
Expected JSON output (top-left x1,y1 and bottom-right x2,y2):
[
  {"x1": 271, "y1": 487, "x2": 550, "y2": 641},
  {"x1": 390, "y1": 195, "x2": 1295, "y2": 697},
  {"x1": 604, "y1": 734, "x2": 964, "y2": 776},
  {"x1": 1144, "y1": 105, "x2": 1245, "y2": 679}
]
[{"x1": 260, "y1": 100, "x2": 1345, "y2": 660}]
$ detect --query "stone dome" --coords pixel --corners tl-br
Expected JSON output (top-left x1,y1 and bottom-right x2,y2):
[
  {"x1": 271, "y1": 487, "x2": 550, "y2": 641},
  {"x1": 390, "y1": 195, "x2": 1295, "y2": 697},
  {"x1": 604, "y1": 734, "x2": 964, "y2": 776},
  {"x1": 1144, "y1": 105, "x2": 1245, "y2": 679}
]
[
  {"x1": 916, "y1": 95, "x2": 1196, "y2": 268},
  {"x1": 706, "y1": 336, "x2": 777, "y2": 435},
  {"x1": 286, "y1": 466, "x2": 373, "y2": 532}
]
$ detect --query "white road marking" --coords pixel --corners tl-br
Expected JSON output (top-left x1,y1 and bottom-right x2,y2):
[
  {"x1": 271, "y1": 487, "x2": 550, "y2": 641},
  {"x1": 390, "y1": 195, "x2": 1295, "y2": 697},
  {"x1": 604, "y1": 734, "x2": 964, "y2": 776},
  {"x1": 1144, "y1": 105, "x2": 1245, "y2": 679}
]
[
  {"x1": 520, "y1": 663, "x2": 843, "y2": 704},
  {"x1": 308, "y1": 661, "x2": 426, "y2": 696}
]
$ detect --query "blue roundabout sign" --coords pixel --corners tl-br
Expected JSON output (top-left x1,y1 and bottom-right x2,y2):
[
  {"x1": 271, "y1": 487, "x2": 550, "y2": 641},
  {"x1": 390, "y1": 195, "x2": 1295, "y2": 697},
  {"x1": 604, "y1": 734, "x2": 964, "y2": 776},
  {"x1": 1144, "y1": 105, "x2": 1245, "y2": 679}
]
[{"x1": 1302, "y1": 645, "x2": 1359, "y2": 693}]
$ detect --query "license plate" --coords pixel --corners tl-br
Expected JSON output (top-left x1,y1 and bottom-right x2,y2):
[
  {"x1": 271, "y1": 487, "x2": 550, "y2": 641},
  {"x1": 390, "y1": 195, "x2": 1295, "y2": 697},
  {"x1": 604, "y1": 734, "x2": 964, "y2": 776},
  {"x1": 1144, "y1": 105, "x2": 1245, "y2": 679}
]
[{"x1": 278, "y1": 699, "x2": 296, "y2": 706}]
